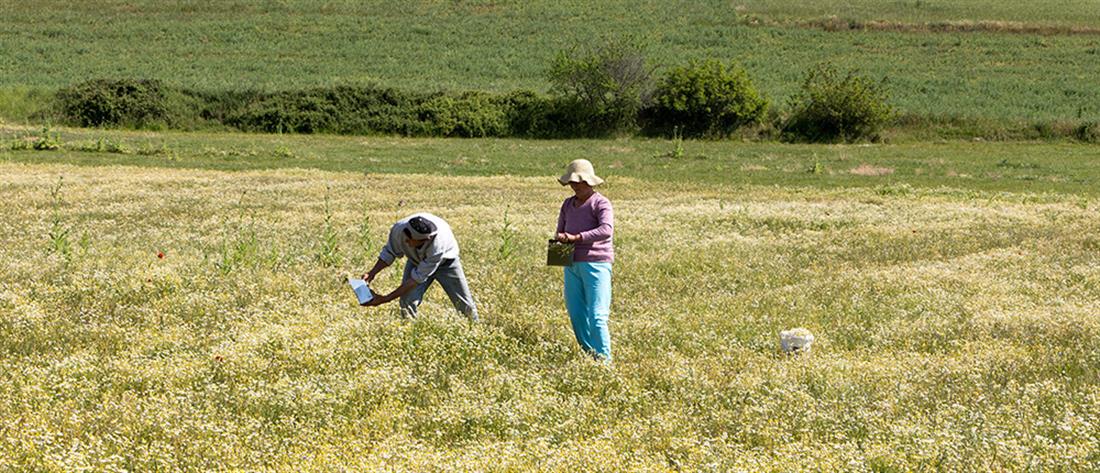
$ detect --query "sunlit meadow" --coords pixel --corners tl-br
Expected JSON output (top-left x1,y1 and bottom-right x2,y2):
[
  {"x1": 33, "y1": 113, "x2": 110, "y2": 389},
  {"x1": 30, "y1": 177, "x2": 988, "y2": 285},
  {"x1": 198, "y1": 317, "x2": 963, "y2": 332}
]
[{"x1": 1, "y1": 155, "x2": 1098, "y2": 470}]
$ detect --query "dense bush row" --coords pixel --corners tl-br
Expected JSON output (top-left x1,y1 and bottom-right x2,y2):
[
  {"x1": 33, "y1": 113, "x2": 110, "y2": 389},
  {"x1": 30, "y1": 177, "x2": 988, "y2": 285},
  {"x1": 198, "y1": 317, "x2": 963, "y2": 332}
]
[
  {"x1": 57, "y1": 79, "x2": 173, "y2": 129},
  {"x1": 54, "y1": 55, "x2": 895, "y2": 142},
  {"x1": 56, "y1": 81, "x2": 607, "y2": 139}
]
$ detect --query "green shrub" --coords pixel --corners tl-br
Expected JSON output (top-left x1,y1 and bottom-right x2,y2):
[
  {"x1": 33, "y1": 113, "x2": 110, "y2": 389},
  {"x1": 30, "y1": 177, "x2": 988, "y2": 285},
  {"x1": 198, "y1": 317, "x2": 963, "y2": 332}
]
[
  {"x1": 57, "y1": 79, "x2": 172, "y2": 128},
  {"x1": 32, "y1": 128, "x2": 62, "y2": 151},
  {"x1": 646, "y1": 60, "x2": 768, "y2": 137},
  {"x1": 222, "y1": 86, "x2": 518, "y2": 137},
  {"x1": 548, "y1": 40, "x2": 653, "y2": 136},
  {"x1": 223, "y1": 85, "x2": 422, "y2": 135},
  {"x1": 782, "y1": 64, "x2": 894, "y2": 143},
  {"x1": 194, "y1": 89, "x2": 265, "y2": 126},
  {"x1": 1076, "y1": 121, "x2": 1100, "y2": 143},
  {"x1": 413, "y1": 92, "x2": 509, "y2": 137},
  {"x1": 498, "y1": 90, "x2": 553, "y2": 137},
  {"x1": 527, "y1": 96, "x2": 604, "y2": 138},
  {"x1": 236, "y1": 93, "x2": 337, "y2": 134},
  {"x1": 316, "y1": 85, "x2": 421, "y2": 135},
  {"x1": 494, "y1": 90, "x2": 606, "y2": 139}
]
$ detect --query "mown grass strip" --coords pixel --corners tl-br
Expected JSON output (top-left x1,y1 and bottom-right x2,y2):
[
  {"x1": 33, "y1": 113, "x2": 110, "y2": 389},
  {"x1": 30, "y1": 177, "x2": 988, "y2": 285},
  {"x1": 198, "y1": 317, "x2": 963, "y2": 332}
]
[{"x1": 2, "y1": 126, "x2": 1098, "y2": 196}]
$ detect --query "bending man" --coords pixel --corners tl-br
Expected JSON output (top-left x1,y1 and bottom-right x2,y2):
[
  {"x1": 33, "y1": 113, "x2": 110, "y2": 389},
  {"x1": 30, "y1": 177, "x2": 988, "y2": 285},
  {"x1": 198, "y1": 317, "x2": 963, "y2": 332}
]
[{"x1": 361, "y1": 213, "x2": 478, "y2": 321}]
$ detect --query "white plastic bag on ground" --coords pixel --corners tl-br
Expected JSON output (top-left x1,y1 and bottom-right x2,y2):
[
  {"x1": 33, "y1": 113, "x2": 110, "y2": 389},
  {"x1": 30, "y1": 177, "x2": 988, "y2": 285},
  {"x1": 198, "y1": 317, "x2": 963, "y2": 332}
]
[{"x1": 780, "y1": 328, "x2": 815, "y2": 353}]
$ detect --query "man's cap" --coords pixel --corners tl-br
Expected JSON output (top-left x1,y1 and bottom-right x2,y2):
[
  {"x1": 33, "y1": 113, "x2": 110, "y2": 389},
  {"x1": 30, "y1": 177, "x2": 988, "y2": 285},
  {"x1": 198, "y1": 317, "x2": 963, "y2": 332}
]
[{"x1": 406, "y1": 216, "x2": 438, "y2": 240}]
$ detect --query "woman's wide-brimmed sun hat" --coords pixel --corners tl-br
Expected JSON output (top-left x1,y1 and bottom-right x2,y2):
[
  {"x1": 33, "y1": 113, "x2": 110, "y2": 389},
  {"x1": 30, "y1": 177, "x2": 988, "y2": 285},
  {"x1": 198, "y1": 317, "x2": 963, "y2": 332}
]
[{"x1": 558, "y1": 159, "x2": 604, "y2": 186}]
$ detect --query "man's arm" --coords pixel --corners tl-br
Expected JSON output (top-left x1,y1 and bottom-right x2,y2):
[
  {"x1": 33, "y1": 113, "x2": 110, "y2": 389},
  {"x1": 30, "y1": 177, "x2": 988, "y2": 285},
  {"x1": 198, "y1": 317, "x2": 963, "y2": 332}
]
[
  {"x1": 364, "y1": 278, "x2": 419, "y2": 306},
  {"x1": 362, "y1": 258, "x2": 391, "y2": 283},
  {"x1": 365, "y1": 247, "x2": 444, "y2": 308},
  {"x1": 365, "y1": 223, "x2": 404, "y2": 282}
]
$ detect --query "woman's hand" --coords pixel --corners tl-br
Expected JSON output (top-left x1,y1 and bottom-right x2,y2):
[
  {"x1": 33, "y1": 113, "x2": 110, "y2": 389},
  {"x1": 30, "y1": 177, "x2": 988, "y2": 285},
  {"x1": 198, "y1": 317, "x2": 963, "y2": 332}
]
[{"x1": 557, "y1": 232, "x2": 581, "y2": 243}]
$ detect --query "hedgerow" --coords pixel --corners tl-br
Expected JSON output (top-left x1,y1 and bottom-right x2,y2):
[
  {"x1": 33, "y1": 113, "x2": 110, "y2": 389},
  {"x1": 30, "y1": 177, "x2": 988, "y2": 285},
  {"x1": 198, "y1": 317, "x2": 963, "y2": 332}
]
[
  {"x1": 56, "y1": 79, "x2": 173, "y2": 128},
  {"x1": 57, "y1": 82, "x2": 568, "y2": 138},
  {"x1": 50, "y1": 61, "x2": 1083, "y2": 142}
]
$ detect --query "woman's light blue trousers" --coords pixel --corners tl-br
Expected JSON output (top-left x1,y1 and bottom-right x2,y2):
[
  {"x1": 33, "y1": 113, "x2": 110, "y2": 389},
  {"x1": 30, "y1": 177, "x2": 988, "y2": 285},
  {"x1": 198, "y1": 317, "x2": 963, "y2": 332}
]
[{"x1": 563, "y1": 262, "x2": 612, "y2": 360}]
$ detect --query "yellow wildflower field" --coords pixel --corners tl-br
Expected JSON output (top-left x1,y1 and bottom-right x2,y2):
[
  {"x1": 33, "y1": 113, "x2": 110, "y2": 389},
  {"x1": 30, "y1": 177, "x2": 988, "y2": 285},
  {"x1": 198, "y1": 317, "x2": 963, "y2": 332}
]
[{"x1": 1, "y1": 162, "x2": 1098, "y2": 471}]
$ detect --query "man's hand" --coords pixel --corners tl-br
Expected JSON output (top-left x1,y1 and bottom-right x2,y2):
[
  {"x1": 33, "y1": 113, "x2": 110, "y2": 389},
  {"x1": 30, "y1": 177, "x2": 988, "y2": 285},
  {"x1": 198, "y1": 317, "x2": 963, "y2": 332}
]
[
  {"x1": 363, "y1": 258, "x2": 389, "y2": 284},
  {"x1": 363, "y1": 288, "x2": 384, "y2": 307}
]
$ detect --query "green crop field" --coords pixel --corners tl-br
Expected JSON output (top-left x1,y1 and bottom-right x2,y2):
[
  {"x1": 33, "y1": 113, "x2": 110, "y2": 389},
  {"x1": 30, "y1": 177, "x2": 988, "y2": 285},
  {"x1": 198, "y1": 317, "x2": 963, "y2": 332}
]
[
  {"x1": 2, "y1": 1, "x2": 1100, "y2": 123},
  {"x1": 2, "y1": 127, "x2": 1100, "y2": 470}
]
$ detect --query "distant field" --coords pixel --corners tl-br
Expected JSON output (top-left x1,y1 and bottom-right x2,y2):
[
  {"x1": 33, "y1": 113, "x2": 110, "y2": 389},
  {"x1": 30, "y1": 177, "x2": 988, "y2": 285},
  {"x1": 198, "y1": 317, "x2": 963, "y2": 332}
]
[
  {"x1": 2, "y1": 130, "x2": 1099, "y2": 470},
  {"x1": 2, "y1": 1, "x2": 1100, "y2": 123}
]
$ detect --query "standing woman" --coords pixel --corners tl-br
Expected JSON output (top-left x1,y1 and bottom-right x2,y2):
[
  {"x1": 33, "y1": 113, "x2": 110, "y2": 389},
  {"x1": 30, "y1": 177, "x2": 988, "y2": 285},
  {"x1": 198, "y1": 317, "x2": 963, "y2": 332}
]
[{"x1": 555, "y1": 159, "x2": 614, "y2": 362}]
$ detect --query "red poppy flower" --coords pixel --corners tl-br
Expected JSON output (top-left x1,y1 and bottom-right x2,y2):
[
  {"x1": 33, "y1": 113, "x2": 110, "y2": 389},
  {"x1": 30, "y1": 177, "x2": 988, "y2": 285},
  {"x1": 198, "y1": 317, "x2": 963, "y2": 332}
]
[{"x1": 157, "y1": 251, "x2": 165, "y2": 259}]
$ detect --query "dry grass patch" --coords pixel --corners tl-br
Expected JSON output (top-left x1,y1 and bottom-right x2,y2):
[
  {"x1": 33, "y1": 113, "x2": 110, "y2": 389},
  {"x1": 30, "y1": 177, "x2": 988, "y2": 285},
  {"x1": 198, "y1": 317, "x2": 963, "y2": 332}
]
[
  {"x1": 600, "y1": 145, "x2": 635, "y2": 154},
  {"x1": 850, "y1": 163, "x2": 895, "y2": 176}
]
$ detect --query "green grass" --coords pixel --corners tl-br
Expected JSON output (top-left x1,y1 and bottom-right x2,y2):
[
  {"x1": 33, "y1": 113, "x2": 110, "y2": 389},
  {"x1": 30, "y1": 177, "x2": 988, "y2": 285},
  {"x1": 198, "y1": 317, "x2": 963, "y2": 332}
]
[
  {"x1": 1, "y1": 131, "x2": 1098, "y2": 470},
  {"x1": 735, "y1": 0, "x2": 1100, "y2": 27},
  {"x1": 2, "y1": 1, "x2": 1100, "y2": 123},
  {"x1": 0, "y1": 87, "x2": 53, "y2": 124}
]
